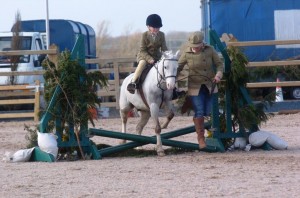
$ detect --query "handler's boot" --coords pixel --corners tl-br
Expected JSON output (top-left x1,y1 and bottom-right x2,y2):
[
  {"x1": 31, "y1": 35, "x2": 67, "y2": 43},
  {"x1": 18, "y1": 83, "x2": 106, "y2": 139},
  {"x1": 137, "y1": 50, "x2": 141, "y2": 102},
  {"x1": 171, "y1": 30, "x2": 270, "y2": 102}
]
[{"x1": 193, "y1": 117, "x2": 206, "y2": 149}]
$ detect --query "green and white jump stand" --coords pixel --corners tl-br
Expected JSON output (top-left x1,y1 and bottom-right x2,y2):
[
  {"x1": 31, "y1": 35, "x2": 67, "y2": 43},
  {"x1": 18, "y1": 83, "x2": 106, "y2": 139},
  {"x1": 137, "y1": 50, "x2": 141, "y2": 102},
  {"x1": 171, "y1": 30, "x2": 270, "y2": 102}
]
[
  {"x1": 206, "y1": 29, "x2": 262, "y2": 151},
  {"x1": 31, "y1": 35, "x2": 99, "y2": 162}
]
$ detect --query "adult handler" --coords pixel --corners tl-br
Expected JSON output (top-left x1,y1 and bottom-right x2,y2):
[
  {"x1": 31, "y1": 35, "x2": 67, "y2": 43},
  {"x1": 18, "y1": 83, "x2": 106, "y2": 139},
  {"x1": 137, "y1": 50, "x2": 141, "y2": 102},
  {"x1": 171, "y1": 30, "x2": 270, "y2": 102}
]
[{"x1": 177, "y1": 31, "x2": 224, "y2": 149}]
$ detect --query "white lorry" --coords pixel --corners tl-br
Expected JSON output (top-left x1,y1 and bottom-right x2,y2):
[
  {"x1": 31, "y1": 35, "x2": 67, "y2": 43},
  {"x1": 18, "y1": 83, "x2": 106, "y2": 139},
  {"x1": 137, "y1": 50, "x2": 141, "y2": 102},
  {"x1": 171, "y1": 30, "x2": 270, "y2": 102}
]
[
  {"x1": 0, "y1": 19, "x2": 96, "y2": 86},
  {"x1": 0, "y1": 31, "x2": 46, "y2": 85}
]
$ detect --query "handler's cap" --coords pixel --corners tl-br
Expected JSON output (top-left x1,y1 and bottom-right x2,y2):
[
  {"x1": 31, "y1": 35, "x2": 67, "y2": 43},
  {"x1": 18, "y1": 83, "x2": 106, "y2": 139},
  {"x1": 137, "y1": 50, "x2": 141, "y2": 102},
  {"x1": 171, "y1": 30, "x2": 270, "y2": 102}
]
[{"x1": 188, "y1": 31, "x2": 204, "y2": 47}]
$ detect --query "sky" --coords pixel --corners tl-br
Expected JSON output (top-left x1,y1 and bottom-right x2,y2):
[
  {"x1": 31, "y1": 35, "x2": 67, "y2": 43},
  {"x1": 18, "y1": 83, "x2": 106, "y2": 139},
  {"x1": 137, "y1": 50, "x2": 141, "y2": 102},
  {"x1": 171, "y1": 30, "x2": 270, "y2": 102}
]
[{"x1": 1, "y1": 0, "x2": 202, "y2": 37}]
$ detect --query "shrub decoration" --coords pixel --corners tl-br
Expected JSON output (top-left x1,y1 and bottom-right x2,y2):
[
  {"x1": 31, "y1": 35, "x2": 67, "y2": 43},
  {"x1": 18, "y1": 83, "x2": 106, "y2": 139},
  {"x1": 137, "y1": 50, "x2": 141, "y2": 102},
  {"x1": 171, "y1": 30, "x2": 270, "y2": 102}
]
[
  {"x1": 24, "y1": 50, "x2": 108, "y2": 159},
  {"x1": 219, "y1": 46, "x2": 273, "y2": 133}
]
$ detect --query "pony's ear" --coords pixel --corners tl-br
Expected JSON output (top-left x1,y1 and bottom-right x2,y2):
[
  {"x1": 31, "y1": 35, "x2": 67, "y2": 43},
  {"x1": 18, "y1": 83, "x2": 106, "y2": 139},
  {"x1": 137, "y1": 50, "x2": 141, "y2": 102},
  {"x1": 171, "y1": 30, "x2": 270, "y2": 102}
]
[
  {"x1": 163, "y1": 50, "x2": 172, "y2": 58},
  {"x1": 162, "y1": 51, "x2": 167, "y2": 58},
  {"x1": 175, "y1": 50, "x2": 180, "y2": 58}
]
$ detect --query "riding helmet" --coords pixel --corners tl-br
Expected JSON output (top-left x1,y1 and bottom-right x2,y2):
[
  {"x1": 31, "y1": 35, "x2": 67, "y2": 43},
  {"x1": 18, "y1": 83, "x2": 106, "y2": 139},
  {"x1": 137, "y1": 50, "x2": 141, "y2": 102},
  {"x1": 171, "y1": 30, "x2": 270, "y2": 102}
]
[{"x1": 146, "y1": 14, "x2": 163, "y2": 28}]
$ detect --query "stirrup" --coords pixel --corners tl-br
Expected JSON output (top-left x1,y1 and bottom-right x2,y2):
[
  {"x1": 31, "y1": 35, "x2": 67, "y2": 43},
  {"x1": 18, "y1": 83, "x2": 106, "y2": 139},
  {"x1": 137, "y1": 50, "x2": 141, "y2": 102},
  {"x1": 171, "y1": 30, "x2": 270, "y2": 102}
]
[{"x1": 127, "y1": 82, "x2": 136, "y2": 94}]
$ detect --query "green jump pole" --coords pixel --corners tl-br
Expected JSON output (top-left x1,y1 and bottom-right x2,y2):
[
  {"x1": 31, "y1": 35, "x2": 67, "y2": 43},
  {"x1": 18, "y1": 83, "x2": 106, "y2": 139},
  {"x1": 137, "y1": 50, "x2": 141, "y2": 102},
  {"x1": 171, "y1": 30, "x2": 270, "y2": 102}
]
[
  {"x1": 89, "y1": 123, "x2": 217, "y2": 157},
  {"x1": 90, "y1": 126, "x2": 196, "y2": 156}
]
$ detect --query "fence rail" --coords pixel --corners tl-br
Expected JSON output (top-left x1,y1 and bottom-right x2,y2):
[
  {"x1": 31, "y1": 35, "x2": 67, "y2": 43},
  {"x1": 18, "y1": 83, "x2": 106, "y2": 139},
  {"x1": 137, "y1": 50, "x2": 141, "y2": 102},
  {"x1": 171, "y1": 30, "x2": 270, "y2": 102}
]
[
  {"x1": 0, "y1": 81, "x2": 40, "y2": 121},
  {"x1": 0, "y1": 49, "x2": 136, "y2": 120},
  {"x1": 221, "y1": 33, "x2": 300, "y2": 89},
  {"x1": 91, "y1": 58, "x2": 136, "y2": 109},
  {"x1": 3, "y1": 36, "x2": 300, "y2": 120}
]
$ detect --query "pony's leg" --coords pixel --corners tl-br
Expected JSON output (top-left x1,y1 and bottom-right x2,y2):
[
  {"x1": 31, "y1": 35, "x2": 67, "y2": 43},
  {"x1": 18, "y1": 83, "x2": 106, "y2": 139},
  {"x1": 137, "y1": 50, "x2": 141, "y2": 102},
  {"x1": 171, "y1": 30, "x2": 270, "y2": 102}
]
[
  {"x1": 119, "y1": 106, "x2": 132, "y2": 144},
  {"x1": 136, "y1": 111, "x2": 150, "y2": 135},
  {"x1": 135, "y1": 111, "x2": 150, "y2": 150},
  {"x1": 161, "y1": 101, "x2": 175, "y2": 129},
  {"x1": 149, "y1": 104, "x2": 165, "y2": 156}
]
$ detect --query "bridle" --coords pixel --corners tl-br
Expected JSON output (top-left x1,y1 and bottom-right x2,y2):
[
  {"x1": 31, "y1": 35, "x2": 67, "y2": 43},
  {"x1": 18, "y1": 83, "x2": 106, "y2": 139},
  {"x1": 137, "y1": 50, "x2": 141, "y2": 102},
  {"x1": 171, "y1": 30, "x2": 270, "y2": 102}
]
[
  {"x1": 153, "y1": 58, "x2": 178, "y2": 91},
  {"x1": 150, "y1": 57, "x2": 178, "y2": 108}
]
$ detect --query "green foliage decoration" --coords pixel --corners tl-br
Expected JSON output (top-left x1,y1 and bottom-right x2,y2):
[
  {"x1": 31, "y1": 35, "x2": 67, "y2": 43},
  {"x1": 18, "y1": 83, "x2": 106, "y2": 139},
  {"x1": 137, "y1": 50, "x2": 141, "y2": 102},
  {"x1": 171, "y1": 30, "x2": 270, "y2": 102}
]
[
  {"x1": 25, "y1": 50, "x2": 108, "y2": 152},
  {"x1": 219, "y1": 46, "x2": 273, "y2": 132},
  {"x1": 42, "y1": 50, "x2": 108, "y2": 131}
]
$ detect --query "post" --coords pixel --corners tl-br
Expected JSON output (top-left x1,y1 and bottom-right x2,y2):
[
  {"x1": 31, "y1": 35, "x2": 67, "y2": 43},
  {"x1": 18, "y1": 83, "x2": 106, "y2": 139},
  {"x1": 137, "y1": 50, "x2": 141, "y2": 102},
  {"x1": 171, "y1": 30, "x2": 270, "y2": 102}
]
[
  {"x1": 45, "y1": 0, "x2": 50, "y2": 49},
  {"x1": 34, "y1": 80, "x2": 40, "y2": 122},
  {"x1": 113, "y1": 61, "x2": 120, "y2": 109}
]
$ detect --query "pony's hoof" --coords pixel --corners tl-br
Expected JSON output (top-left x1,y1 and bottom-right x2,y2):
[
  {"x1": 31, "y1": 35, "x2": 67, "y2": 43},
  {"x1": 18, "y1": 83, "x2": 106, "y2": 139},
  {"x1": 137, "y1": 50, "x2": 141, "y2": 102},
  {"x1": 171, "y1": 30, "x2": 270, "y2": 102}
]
[
  {"x1": 157, "y1": 150, "x2": 165, "y2": 157},
  {"x1": 161, "y1": 124, "x2": 168, "y2": 129},
  {"x1": 135, "y1": 146, "x2": 143, "y2": 150}
]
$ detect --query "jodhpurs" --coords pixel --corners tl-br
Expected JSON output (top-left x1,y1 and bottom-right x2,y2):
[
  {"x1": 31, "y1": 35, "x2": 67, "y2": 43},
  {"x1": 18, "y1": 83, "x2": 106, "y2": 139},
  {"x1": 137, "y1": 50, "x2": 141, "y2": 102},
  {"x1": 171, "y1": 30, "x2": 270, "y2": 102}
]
[{"x1": 190, "y1": 84, "x2": 212, "y2": 118}]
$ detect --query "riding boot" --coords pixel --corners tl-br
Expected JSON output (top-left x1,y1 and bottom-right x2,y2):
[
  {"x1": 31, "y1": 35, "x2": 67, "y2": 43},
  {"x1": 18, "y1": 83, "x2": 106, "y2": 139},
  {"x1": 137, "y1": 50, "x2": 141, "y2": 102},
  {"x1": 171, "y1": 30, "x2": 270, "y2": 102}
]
[
  {"x1": 193, "y1": 117, "x2": 206, "y2": 149},
  {"x1": 127, "y1": 82, "x2": 136, "y2": 94}
]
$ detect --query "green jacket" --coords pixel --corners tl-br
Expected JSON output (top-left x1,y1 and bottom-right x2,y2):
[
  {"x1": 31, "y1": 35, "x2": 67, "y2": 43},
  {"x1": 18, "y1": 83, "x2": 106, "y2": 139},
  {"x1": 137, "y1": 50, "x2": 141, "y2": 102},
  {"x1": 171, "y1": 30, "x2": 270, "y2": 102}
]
[
  {"x1": 137, "y1": 31, "x2": 168, "y2": 63},
  {"x1": 177, "y1": 44, "x2": 224, "y2": 95}
]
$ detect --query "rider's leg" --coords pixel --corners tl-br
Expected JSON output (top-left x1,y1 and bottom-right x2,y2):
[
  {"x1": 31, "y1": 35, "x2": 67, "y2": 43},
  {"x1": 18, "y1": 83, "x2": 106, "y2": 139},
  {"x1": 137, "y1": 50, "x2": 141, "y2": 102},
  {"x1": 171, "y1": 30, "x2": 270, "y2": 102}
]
[
  {"x1": 127, "y1": 60, "x2": 147, "y2": 93},
  {"x1": 132, "y1": 60, "x2": 147, "y2": 83}
]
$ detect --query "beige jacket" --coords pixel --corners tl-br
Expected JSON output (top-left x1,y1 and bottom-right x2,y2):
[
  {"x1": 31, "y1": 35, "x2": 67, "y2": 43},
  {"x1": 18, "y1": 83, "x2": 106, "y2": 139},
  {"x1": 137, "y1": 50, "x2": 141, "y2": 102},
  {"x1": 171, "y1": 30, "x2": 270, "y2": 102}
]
[
  {"x1": 177, "y1": 44, "x2": 224, "y2": 95},
  {"x1": 136, "y1": 31, "x2": 168, "y2": 63}
]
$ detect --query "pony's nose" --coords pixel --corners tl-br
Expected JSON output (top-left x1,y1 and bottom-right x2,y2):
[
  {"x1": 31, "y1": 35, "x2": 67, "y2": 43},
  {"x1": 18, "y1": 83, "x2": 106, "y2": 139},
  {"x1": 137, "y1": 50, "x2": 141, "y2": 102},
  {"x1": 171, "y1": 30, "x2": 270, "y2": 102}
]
[{"x1": 167, "y1": 82, "x2": 175, "y2": 90}]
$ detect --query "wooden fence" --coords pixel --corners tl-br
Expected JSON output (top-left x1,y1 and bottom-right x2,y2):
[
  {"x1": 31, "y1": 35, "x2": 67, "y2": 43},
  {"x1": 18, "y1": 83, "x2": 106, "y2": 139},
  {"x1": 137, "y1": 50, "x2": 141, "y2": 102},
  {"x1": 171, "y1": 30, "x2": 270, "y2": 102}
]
[
  {"x1": 0, "y1": 80, "x2": 41, "y2": 121},
  {"x1": 0, "y1": 48, "x2": 57, "y2": 121},
  {"x1": 86, "y1": 58, "x2": 136, "y2": 109},
  {"x1": 0, "y1": 46, "x2": 136, "y2": 120},
  {"x1": 221, "y1": 33, "x2": 300, "y2": 88},
  {"x1": 2, "y1": 35, "x2": 300, "y2": 120}
]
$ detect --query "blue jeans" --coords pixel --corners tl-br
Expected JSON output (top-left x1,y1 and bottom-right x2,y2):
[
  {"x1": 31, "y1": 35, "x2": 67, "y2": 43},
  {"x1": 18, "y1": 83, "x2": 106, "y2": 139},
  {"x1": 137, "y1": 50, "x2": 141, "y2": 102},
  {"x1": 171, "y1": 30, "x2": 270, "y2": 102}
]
[{"x1": 190, "y1": 84, "x2": 212, "y2": 118}]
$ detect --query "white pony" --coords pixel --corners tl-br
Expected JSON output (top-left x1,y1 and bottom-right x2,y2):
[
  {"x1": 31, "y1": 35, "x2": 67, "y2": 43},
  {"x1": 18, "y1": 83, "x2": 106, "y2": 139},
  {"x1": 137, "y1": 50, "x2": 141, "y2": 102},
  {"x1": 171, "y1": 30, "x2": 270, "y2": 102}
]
[{"x1": 119, "y1": 50, "x2": 180, "y2": 156}]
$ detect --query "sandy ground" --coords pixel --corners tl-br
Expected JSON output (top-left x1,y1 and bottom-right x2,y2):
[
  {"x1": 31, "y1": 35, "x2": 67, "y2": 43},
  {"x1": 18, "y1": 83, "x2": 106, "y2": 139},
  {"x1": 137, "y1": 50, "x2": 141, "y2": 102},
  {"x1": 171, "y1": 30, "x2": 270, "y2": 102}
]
[{"x1": 0, "y1": 112, "x2": 299, "y2": 198}]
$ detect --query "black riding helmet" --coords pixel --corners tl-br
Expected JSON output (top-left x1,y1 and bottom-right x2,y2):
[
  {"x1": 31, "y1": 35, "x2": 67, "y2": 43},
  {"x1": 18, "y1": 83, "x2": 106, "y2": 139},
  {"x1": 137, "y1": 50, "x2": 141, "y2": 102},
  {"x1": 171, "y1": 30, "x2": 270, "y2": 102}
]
[{"x1": 146, "y1": 14, "x2": 163, "y2": 28}]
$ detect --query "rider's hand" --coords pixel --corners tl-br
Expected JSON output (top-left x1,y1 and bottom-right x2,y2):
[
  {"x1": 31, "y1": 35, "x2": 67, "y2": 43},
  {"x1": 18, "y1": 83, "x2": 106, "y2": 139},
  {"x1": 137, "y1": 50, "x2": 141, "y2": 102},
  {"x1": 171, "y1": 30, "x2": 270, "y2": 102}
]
[
  {"x1": 148, "y1": 59, "x2": 155, "y2": 64},
  {"x1": 213, "y1": 75, "x2": 221, "y2": 83}
]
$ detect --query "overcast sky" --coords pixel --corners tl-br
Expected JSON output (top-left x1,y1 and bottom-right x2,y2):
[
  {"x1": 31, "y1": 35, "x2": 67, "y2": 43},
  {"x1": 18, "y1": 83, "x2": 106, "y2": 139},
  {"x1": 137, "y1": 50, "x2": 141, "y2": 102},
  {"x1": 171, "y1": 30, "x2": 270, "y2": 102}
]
[{"x1": 1, "y1": 0, "x2": 202, "y2": 37}]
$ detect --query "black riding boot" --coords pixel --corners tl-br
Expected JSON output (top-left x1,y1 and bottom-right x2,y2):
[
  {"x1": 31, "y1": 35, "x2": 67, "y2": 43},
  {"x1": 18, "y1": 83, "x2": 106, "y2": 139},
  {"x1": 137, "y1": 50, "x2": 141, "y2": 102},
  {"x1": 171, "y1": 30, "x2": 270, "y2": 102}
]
[{"x1": 127, "y1": 82, "x2": 136, "y2": 94}]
